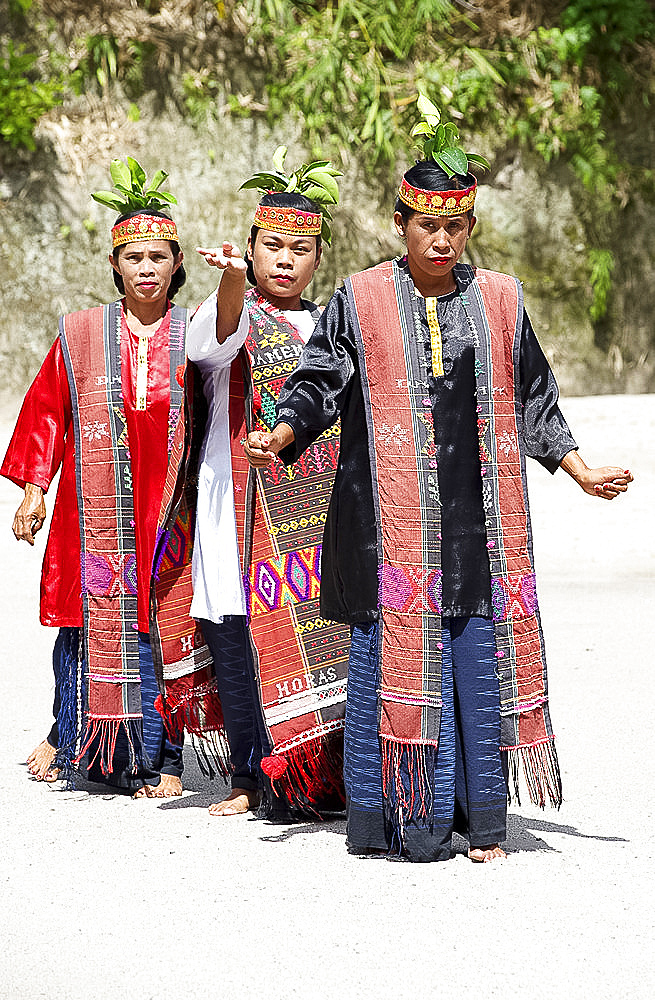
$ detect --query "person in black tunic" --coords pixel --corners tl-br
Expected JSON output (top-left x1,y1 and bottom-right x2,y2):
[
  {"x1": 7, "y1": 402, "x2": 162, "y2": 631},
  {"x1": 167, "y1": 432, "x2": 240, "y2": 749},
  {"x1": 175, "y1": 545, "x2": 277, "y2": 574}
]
[{"x1": 243, "y1": 157, "x2": 632, "y2": 863}]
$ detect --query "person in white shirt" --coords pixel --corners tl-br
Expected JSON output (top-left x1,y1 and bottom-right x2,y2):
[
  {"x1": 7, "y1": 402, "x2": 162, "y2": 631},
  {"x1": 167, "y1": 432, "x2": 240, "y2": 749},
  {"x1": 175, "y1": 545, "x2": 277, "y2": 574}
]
[{"x1": 185, "y1": 176, "x2": 349, "y2": 819}]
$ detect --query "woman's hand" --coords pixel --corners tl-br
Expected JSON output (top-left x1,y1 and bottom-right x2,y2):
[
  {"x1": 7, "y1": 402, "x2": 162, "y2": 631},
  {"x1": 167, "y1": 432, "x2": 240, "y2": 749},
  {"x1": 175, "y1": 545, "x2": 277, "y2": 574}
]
[
  {"x1": 13, "y1": 483, "x2": 46, "y2": 544},
  {"x1": 197, "y1": 243, "x2": 248, "y2": 343},
  {"x1": 580, "y1": 466, "x2": 633, "y2": 499},
  {"x1": 244, "y1": 423, "x2": 296, "y2": 468},
  {"x1": 560, "y1": 451, "x2": 633, "y2": 499}
]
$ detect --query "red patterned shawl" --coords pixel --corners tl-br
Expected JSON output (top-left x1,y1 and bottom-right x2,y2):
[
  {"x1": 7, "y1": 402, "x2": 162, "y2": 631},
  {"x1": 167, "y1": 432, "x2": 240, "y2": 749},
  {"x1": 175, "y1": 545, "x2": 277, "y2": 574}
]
[
  {"x1": 347, "y1": 260, "x2": 561, "y2": 832},
  {"x1": 153, "y1": 293, "x2": 348, "y2": 809},
  {"x1": 59, "y1": 301, "x2": 187, "y2": 775},
  {"x1": 150, "y1": 361, "x2": 228, "y2": 772},
  {"x1": 231, "y1": 291, "x2": 348, "y2": 813}
]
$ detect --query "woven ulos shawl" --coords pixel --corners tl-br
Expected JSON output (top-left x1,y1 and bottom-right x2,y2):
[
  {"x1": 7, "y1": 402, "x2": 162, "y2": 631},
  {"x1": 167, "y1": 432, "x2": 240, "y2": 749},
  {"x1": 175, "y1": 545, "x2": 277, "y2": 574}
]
[
  {"x1": 153, "y1": 294, "x2": 348, "y2": 811},
  {"x1": 59, "y1": 301, "x2": 188, "y2": 776},
  {"x1": 346, "y1": 259, "x2": 561, "y2": 840},
  {"x1": 231, "y1": 291, "x2": 348, "y2": 815}
]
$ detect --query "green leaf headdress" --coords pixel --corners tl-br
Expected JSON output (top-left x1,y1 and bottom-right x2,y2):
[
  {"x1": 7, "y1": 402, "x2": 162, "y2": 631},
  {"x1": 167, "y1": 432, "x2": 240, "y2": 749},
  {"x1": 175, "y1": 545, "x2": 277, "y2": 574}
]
[
  {"x1": 398, "y1": 93, "x2": 490, "y2": 218},
  {"x1": 92, "y1": 157, "x2": 180, "y2": 248},
  {"x1": 240, "y1": 146, "x2": 341, "y2": 246}
]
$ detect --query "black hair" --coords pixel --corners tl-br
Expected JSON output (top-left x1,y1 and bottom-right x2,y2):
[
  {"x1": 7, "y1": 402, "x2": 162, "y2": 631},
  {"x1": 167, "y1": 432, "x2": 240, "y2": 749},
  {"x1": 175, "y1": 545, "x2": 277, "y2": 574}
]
[
  {"x1": 111, "y1": 207, "x2": 187, "y2": 298},
  {"x1": 394, "y1": 160, "x2": 475, "y2": 223},
  {"x1": 245, "y1": 191, "x2": 323, "y2": 286}
]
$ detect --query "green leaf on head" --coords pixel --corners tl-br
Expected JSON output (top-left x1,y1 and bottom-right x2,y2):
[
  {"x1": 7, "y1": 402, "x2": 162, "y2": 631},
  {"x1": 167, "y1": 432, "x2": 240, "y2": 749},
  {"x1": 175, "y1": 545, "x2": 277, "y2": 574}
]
[
  {"x1": 412, "y1": 91, "x2": 489, "y2": 177},
  {"x1": 92, "y1": 157, "x2": 178, "y2": 216}
]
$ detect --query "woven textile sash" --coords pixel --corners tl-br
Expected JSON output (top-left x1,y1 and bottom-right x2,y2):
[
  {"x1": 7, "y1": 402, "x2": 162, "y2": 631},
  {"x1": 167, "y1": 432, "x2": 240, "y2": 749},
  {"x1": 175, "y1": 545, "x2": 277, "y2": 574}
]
[
  {"x1": 347, "y1": 260, "x2": 560, "y2": 833},
  {"x1": 458, "y1": 262, "x2": 560, "y2": 807},
  {"x1": 151, "y1": 360, "x2": 227, "y2": 771},
  {"x1": 231, "y1": 290, "x2": 348, "y2": 811},
  {"x1": 59, "y1": 301, "x2": 186, "y2": 775}
]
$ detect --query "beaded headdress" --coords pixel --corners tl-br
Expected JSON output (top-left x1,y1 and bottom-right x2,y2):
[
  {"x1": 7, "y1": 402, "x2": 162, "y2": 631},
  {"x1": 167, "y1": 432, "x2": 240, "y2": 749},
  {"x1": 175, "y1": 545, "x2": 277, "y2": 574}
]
[
  {"x1": 399, "y1": 93, "x2": 490, "y2": 217},
  {"x1": 91, "y1": 157, "x2": 179, "y2": 248},
  {"x1": 253, "y1": 203, "x2": 322, "y2": 237},
  {"x1": 240, "y1": 146, "x2": 341, "y2": 245},
  {"x1": 110, "y1": 214, "x2": 178, "y2": 249}
]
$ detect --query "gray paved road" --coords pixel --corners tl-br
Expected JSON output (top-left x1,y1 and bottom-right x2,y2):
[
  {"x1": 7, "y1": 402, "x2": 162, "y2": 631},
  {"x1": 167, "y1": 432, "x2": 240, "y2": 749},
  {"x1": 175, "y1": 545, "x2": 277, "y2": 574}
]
[{"x1": 0, "y1": 395, "x2": 653, "y2": 1000}]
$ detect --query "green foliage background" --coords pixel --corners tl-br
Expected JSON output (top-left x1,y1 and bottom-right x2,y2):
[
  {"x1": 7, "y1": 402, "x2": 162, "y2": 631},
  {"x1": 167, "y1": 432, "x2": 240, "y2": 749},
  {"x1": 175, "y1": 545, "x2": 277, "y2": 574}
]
[{"x1": 2, "y1": 0, "x2": 655, "y2": 381}]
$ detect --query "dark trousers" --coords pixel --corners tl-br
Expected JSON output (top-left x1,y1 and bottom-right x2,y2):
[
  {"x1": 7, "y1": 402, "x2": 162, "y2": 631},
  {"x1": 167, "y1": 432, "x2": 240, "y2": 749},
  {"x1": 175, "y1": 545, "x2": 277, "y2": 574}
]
[
  {"x1": 344, "y1": 616, "x2": 507, "y2": 861},
  {"x1": 49, "y1": 627, "x2": 183, "y2": 789},
  {"x1": 199, "y1": 616, "x2": 270, "y2": 792}
]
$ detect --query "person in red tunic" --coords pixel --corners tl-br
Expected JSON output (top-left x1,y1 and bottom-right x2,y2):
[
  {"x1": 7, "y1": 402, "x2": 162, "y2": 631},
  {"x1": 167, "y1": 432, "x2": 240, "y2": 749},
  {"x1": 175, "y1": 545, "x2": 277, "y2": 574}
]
[{"x1": 2, "y1": 170, "x2": 190, "y2": 797}]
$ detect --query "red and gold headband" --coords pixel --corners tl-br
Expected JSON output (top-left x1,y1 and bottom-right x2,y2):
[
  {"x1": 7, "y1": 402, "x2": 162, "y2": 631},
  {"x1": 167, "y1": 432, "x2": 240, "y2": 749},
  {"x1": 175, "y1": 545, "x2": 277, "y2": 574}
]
[
  {"x1": 398, "y1": 176, "x2": 477, "y2": 217},
  {"x1": 253, "y1": 203, "x2": 322, "y2": 237},
  {"x1": 111, "y1": 214, "x2": 179, "y2": 249}
]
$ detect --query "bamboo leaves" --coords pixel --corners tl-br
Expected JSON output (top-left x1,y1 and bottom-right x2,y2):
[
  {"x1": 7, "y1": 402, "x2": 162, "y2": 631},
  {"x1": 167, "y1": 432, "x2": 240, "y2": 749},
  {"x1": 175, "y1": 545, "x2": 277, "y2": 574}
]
[{"x1": 92, "y1": 157, "x2": 177, "y2": 214}]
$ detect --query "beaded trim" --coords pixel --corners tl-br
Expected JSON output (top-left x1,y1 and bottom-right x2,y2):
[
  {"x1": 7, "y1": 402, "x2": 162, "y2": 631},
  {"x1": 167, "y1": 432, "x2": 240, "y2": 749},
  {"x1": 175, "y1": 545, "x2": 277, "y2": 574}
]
[
  {"x1": 112, "y1": 214, "x2": 178, "y2": 249},
  {"x1": 254, "y1": 203, "x2": 322, "y2": 236},
  {"x1": 425, "y1": 296, "x2": 444, "y2": 377},
  {"x1": 398, "y1": 176, "x2": 477, "y2": 217}
]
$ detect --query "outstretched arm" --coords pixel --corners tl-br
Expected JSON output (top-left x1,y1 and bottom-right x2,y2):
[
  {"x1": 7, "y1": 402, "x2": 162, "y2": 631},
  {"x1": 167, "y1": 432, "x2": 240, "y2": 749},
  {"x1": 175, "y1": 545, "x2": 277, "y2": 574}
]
[
  {"x1": 13, "y1": 483, "x2": 47, "y2": 544},
  {"x1": 559, "y1": 450, "x2": 633, "y2": 499},
  {"x1": 244, "y1": 423, "x2": 296, "y2": 468},
  {"x1": 196, "y1": 242, "x2": 247, "y2": 344}
]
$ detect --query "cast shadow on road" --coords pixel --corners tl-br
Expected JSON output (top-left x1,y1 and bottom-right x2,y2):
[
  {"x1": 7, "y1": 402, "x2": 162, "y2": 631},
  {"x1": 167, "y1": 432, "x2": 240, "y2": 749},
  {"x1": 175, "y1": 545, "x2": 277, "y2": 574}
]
[{"x1": 505, "y1": 812, "x2": 628, "y2": 853}]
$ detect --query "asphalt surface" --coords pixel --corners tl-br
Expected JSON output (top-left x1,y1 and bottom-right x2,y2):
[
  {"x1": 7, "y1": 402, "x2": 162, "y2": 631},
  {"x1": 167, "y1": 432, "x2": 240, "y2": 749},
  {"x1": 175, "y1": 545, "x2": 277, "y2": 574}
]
[{"x1": 0, "y1": 394, "x2": 653, "y2": 1000}]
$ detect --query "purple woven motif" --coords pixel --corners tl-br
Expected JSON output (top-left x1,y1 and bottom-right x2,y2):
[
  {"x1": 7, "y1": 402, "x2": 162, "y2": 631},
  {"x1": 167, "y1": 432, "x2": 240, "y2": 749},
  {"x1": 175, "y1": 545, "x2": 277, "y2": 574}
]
[
  {"x1": 84, "y1": 553, "x2": 113, "y2": 595},
  {"x1": 256, "y1": 562, "x2": 281, "y2": 610},
  {"x1": 124, "y1": 554, "x2": 138, "y2": 595},
  {"x1": 520, "y1": 573, "x2": 538, "y2": 615},
  {"x1": 286, "y1": 551, "x2": 311, "y2": 601},
  {"x1": 378, "y1": 564, "x2": 412, "y2": 611},
  {"x1": 83, "y1": 552, "x2": 138, "y2": 596},
  {"x1": 491, "y1": 572, "x2": 538, "y2": 622}
]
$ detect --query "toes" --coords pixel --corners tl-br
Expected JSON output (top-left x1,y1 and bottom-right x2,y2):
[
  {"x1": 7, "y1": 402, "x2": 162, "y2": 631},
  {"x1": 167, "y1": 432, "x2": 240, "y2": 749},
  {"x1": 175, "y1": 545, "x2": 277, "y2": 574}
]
[
  {"x1": 208, "y1": 803, "x2": 238, "y2": 816},
  {"x1": 468, "y1": 844, "x2": 507, "y2": 863},
  {"x1": 133, "y1": 785, "x2": 153, "y2": 799}
]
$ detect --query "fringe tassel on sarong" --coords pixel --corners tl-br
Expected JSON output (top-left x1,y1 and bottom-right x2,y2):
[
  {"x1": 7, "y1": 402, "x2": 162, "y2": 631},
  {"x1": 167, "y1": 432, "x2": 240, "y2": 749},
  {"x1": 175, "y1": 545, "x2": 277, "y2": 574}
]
[
  {"x1": 502, "y1": 736, "x2": 562, "y2": 809},
  {"x1": 260, "y1": 731, "x2": 345, "y2": 820},
  {"x1": 189, "y1": 731, "x2": 231, "y2": 781},
  {"x1": 73, "y1": 717, "x2": 145, "y2": 777},
  {"x1": 52, "y1": 629, "x2": 84, "y2": 786},
  {"x1": 381, "y1": 739, "x2": 435, "y2": 845},
  {"x1": 155, "y1": 678, "x2": 230, "y2": 780},
  {"x1": 155, "y1": 676, "x2": 224, "y2": 742}
]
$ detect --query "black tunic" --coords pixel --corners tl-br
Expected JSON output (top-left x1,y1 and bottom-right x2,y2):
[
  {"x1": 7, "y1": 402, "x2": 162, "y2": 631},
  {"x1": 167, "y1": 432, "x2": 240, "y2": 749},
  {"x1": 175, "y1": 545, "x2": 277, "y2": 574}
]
[{"x1": 276, "y1": 276, "x2": 577, "y2": 625}]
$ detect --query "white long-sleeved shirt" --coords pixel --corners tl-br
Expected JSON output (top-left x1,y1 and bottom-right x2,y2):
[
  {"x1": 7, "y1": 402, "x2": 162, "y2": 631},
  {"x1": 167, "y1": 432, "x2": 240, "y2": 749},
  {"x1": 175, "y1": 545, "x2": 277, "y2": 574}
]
[{"x1": 186, "y1": 292, "x2": 250, "y2": 623}]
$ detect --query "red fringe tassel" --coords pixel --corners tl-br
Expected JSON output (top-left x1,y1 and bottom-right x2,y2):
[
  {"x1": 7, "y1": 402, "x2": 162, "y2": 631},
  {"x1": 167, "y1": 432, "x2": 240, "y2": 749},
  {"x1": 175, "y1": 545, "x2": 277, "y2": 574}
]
[
  {"x1": 261, "y1": 731, "x2": 345, "y2": 817},
  {"x1": 74, "y1": 718, "x2": 141, "y2": 776}
]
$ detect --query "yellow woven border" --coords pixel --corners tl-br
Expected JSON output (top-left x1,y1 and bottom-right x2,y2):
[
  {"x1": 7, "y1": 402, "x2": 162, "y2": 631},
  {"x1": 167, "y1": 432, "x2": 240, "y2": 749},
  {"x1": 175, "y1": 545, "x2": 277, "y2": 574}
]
[{"x1": 425, "y1": 296, "x2": 444, "y2": 377}]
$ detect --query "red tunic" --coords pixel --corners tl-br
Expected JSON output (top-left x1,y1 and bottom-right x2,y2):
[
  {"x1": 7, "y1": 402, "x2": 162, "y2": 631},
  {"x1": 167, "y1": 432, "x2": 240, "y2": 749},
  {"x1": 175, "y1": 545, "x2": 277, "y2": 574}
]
[{"x1": 1, "y1": 303, "x2": 172, "y2": 631}]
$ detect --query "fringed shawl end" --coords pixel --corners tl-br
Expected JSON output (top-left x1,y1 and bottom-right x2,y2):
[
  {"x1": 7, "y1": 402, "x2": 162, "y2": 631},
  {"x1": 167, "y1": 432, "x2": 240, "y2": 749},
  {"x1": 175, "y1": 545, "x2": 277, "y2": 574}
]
[{"x1": 503, "y1": 737, "x2": 562, "y2": 809}]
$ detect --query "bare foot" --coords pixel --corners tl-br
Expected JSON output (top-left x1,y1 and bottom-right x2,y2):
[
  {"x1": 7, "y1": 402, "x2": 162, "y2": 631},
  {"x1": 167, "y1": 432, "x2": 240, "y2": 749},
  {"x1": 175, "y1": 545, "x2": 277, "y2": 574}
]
[
  {"x1": 468, "y1": 843, "x2": 507, "y2": 863},
  {"x1": 26, "y1": 739, "x2": 60, "y2": 782},
  {"x1": 133, "y1": 774, "x2": 183, "y2": 799},
  {"x1": 208, "y1": 787, "x2": 259, "y2": 816}
]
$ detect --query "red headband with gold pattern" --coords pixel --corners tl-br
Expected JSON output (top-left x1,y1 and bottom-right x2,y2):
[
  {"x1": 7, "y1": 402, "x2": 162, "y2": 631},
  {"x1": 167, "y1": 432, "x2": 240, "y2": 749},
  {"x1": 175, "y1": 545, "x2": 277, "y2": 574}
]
[
  {"x1": 112, "y1": 214, "x2": 179, "y2": 249},
  {"x1": 253, "y1": 203, "x2": 322, "y2": 236},
  {"x1": 398, "y1": 176, "x2": 477, "y2": 217}
]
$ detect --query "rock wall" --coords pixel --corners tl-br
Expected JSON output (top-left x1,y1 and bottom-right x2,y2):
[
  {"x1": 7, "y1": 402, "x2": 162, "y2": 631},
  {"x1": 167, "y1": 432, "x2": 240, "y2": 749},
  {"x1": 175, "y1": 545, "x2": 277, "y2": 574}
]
[{"x1": 1, "y1": 97, "x2": 653, "y2": 400}]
